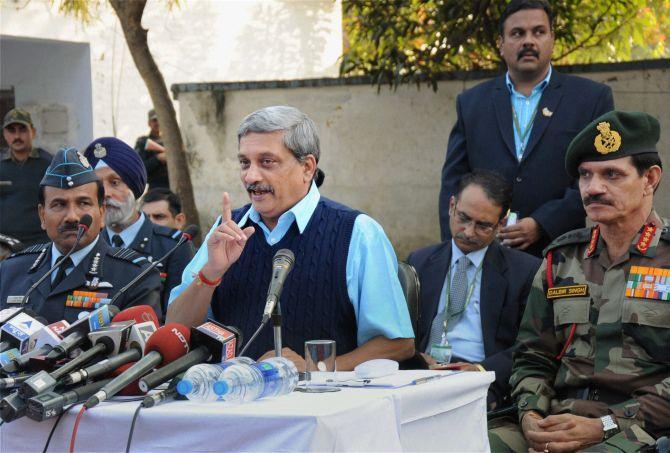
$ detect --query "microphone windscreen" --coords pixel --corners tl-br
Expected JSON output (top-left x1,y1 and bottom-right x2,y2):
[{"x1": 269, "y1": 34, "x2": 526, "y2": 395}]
[
  {"x1": 274, "y1": 248, "x2": 295, "y2": 266},
  {"x1": 112, "y1": 305, "x2": 159, "y2": 329},
  {"x1": 182, "y1": 224, "x2": 199, "y2": 241},
  {"x1": 144, "y1": 323, "x2": 190, "y2": 368},
  {"x1": 78, "y1": 214, "x2": 93, "y2": 230},
  {"x1": 110, "y1": 362, "x2": 145, "y2": 396}
]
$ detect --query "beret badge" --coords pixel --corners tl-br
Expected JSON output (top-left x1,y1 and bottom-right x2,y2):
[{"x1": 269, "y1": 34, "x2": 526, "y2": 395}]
[{"x1": 594, "y1": 122, "x2": 621, "y2": 155}]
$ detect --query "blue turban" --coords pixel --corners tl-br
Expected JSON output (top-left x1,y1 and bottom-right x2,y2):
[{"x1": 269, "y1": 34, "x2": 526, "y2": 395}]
[{"x1": 83, "y1": 137, "x2": 147, "y2": 199}]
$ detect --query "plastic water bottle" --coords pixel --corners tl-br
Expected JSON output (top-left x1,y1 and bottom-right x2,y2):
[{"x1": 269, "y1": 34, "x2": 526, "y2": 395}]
[
  {"x1": 176, "y1": 363, "x2": 224, "y2": 402},
  {"x1": 213, "y1": 356, "x2": 298, "y2": 403},
  {"x1": 175, "y1": 357, "x2": 256, "y2": 402}
]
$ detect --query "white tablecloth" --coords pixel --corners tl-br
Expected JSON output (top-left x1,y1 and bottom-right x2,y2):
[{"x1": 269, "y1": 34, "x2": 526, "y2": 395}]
[{"x1": 1, "y1": 370, "x2": 494, "y2": 452}]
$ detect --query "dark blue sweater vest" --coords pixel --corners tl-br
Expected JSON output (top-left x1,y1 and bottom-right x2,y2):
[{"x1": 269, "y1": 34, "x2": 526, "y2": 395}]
[{"x1": 212, "y1": 198, "x2": 360, "y2": 360}]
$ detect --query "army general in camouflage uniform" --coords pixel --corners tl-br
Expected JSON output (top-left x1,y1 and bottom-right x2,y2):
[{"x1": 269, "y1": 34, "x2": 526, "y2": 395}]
[{"x1": 489, "y1": 111, "x2": 670, "y2": 452}]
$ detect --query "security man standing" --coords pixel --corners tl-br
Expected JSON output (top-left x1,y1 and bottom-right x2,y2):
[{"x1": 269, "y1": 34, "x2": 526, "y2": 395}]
[
  {"x1": 0, "y1": 108, "x2": 52, "y2": 246},
  {"x1": 83, "y1": 137, "x2": 193, "y2": 318},
  {"x1": 489, "y1": 111, "x2": 670, "y2": 451},
  {"x1": 0, "y1": 147, "x2": 162, "y2": 323}
]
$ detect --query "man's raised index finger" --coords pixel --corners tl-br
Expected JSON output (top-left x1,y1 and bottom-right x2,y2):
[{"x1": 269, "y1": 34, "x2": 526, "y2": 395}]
[{"x1": 222, "y1": 192, "x2": 233, "y2": 223}]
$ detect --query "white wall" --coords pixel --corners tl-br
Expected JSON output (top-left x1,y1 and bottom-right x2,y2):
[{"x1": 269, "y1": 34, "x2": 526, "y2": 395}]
[
  {"x1": 0, "y1": 0, "x2": 342, "y2": 147},
  {"x1": 0, "y1": 36, "x2": 93, "y2": 152},
  {"x1": 174, "y1": 64, "x2": 670, "y2": 259}
]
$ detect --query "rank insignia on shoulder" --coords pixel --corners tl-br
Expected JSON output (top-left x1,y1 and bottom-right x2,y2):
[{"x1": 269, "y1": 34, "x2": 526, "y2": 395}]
[
  {"x1": 635, "y1": 223, "x2": 657, "y2": 255},
  {"x1": 546, "y1": 284, "x2": 589, "y2": 299},
  {"x1": 6, "y1": 296, "x2": 23, "y2": 305},
  {"x1": 626, "y1": 266, "x2": 670, "y2": 301}
]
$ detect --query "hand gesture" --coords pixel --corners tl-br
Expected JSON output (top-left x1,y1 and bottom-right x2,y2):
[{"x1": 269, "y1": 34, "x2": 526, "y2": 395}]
[
  {"x1": 498, "y1": 217, "x2": 542, "y2": 250},
  {"x1": 201, "y1": 192, "x2": 255, "y2": 281}
]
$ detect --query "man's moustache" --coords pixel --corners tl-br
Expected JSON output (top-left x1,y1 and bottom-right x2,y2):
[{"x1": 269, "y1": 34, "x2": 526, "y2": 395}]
[
  {"x1": 57, "y1": 223, "x2": 79, "y2": 233},
  {"x1": 517, "y1": 49, "x2": 539, "y2": 60},
  {"x1": 583, "y1": 195, "x2": 613, "y2": 206},
  {"x1": 246, "y1": 183, "x2": 274, "y2": 194}
]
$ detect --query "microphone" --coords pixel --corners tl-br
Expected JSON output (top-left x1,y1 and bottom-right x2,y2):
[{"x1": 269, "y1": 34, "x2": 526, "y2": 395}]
[
  {"x1": 0, "y1": 312, "x2": 46, "y2": 354},
  {"x1": 62, "y1": 307, "x2": 157, "y2": 385},
  {"x1": 45, "y1": 304, "x2": 119, "y2": 361},
  {"x1": 138, "y1": 320, "x2": 241, "y2": 392},
  {"x1": 7, "y1": 215, "x2": 93, "y2": 325},
  {"x1": 262, "y1": 249, "x2": 295, "y2": 322},
  {"x1": 141, "y1": 375, "x2": 182, "y2": 408},
  {"x1": 111, "y1": 305, "x2": 159, "y2": 329},
  {"x1": 63, "y1": 349, "x2": 141, "y2": 385},
  {"x1": 2, "y1": 320, "x2": 73, "y2": 372},
  {"x1": 84, "y1": 323, "x2": 191, "y2": 408},
  {"x1": 26, "y1": 378, "x2": 112, "y2": 422},
  {"x1": 20, "y1": 320, "x2": 133, "y2": 398},
  {"x1": 109, "y1": 225, "x2": 199, "y2": 306}
]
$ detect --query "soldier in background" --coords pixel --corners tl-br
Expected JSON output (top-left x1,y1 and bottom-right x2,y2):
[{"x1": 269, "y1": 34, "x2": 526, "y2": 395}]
[
  {"x1": 134, "y1": 109, "x2": 169, "y2": 189},
  {"x1": 489, "y1": 111, "x2": 669, "y2": 452},
  {"x1": 0, "y1": 108, "x2": 52, "y2": 246}
]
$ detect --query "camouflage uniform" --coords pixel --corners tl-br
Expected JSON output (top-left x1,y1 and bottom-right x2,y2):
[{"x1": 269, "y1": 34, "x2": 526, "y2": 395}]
[{"x1": 489, "y1": 211, "x2": 670, "y2": 452}]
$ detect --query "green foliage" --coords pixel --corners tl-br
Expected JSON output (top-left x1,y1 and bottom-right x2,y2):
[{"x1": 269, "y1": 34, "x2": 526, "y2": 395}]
[{"x1": 341, "y1": 0, "x2": 670, "y2": 90}]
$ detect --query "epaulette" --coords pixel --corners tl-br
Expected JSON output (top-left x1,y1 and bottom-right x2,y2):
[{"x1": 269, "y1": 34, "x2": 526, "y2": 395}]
[
  {"x1": 154, "y1": 224, "x2": 182, "y2": 242},
  {"x1": 0, "y1": 234, "x2": 23, "y2": 253},
  {"x1": 108, "y1": 247, "x2": 148, "y2": 266},
  {"x1": 8, "y1": 242, "x2": 49, "y2": 258},
  {"x1": 542, "y1": 227, "x2": 592, "y2": 257}
]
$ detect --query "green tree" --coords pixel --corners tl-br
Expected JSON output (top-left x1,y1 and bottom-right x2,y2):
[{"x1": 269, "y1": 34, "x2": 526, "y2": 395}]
[
  {"x1": 54, "y1": 0, "x2": 200, "y2": 237},
  {"x1": 341, "y1": 0, "x2": 670, "y2": 90}
]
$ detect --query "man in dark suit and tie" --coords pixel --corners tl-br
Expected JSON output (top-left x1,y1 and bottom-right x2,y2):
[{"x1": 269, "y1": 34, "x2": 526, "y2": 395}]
[
  {"x1": 410, "y1": 170, "x2": 540, "y2": 409},
  {"x1": 439, "y1": 0, "x2": 614, "y2": 257}
]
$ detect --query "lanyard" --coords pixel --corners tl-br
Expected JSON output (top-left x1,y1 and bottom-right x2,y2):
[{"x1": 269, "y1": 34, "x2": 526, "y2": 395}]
[
  {"x1": 511, "y1": 101, "x2": 539, "y2": 153},
  {"x1": 441, "y1": 258, "x2": 484, "y2": 337}
]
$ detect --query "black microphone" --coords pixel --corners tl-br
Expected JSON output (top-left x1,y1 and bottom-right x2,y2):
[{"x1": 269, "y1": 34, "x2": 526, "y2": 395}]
[
  {"x1": 21, "y1": 319, "x2": 131, "y2": 397},
  {"x1": 109, "y1": 224, "x2": 199, "y2": 306},
  {"x1": 63, "y1": 348, "x2": 141, "y2": 385},
  {"x1": 262, "y1": 249, "x2": 295, "y2": 322},
  {"x1": 45, "y1": 304, "x2": 119, "y2": 361},
  {"x1": 138, "y1": 320, "x2": 241, "y2": 392},
  {"x1": 84, "y1": 323, "x2": 191, "y2": 408},
  {"x1": 141, "y1": 375, "x2": 182, "y2": 408},
  {"x1": 26, "y1": 378, "x2": 112, "y2": 422}
]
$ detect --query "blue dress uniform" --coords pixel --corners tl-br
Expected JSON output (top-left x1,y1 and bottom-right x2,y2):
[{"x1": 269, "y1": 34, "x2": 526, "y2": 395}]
[
  {"x1": 0, "y1": 146, "x2": 162, "y2": 324},
  {"x1": 0, "y1": 239, "x2": 162, "y2": 324},
  {"x1": 103, "y1": 217, "x2": 193, "y2": 317}
]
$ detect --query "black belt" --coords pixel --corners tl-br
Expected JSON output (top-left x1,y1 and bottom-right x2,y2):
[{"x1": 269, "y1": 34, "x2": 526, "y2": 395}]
[{"x1": 557, "y1": 386, "x2": 629, "y2": 405}]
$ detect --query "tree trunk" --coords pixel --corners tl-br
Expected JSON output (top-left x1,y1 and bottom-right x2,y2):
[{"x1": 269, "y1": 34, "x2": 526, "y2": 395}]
[{"x1": 109, "y1": 0, "x2": 201, "y2": 241}]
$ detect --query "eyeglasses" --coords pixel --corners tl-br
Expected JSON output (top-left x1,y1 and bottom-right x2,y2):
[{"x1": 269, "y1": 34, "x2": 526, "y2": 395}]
[{"x1": 451, "y1": 206, "x2": 497, "y2": 235}]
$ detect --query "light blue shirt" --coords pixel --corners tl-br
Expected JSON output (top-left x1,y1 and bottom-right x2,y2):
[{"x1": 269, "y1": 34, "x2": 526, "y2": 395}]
[
  {"x1": 169, "y1": 182, "x2": 414, "y2": 346},
  {"x1": 434, "y1": 240, "x2": 488, "y2": 363},
  {"x1": 105, "y1": 213, "x2": 145, "y2": 248},
  {"x1": 506, "y1": 66, "x2": 552, "y2": 160},
  {"x1": 50, "y1": 236, "x2": 100, "y2": 283}
]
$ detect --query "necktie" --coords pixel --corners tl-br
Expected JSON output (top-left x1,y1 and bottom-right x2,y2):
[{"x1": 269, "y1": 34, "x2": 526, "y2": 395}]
[
  {"x1": 111, "y1": 234, "x2": 124, "y2": 248},
  {"x1": 447, "y1": 256, "x2": 471, "y2": 319},
  {"x1": 426, "y1": 256, "x2": 471, "y2": 350},
  {"x1": 52, "y1": 257, "x2": 73, "y2": 289}
]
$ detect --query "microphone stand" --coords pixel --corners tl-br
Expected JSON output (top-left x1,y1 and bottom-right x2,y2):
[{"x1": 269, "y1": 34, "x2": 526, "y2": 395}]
[{"x1": 272, "y1": 301, "x2": 282, "y2": 357}]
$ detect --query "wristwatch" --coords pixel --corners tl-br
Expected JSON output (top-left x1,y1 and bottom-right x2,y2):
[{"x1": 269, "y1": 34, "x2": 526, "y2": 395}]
[{"x1": 600, "y1": 415, "x2": 620, "y2": 440}]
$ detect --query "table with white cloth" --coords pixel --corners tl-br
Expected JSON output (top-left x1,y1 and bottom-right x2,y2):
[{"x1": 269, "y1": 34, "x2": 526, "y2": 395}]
[{"x1": 0, "y1": 370, "x2": 494, "y2": 452}]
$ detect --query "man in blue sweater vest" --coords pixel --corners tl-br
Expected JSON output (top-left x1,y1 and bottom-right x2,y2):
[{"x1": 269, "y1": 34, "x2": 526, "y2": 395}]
[{"x1": 167, "y1": 106, "x2": 415, "y2": 370}]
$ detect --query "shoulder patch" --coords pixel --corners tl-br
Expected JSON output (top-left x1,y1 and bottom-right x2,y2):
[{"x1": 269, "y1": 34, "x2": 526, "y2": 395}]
[
  {"x1": 543, "y1": 227, "x2": 592, "y2": 257},
  {"x1": 108, "y1": 247, "x2": 148, "y2": 266},
  {"x1": 8, "y1": 242, "x2": 49, "y2": 258}
]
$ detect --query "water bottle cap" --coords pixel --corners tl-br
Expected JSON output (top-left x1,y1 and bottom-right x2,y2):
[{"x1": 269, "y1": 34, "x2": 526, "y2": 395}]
[
  {"x1": 213, "y1": 380, "x2": 229, "y2": 395},
  {"x1": 176, "y1": 379, "x2": 193, "y2": 395}
]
